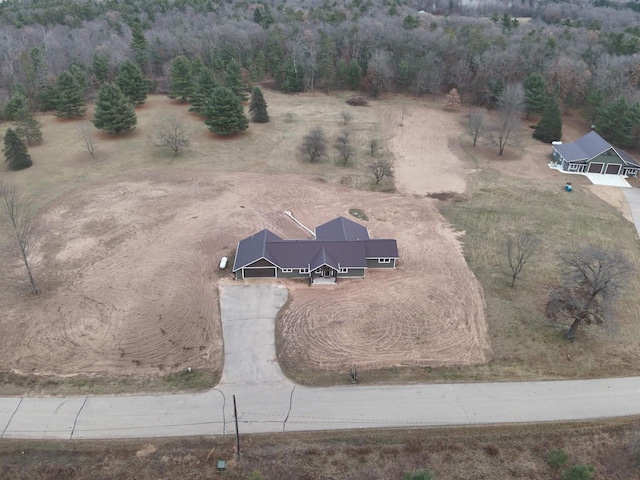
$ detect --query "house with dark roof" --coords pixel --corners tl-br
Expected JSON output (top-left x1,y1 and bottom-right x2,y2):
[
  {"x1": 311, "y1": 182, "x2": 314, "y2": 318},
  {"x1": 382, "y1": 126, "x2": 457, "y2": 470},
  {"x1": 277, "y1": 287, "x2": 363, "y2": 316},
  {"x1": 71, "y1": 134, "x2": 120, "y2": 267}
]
[
  {"x1": 551, "y1": 131, "x2": 640, "y2": 177},
  {"x1": 232, "y1": 216, "x2": 399, "y2": 283}
]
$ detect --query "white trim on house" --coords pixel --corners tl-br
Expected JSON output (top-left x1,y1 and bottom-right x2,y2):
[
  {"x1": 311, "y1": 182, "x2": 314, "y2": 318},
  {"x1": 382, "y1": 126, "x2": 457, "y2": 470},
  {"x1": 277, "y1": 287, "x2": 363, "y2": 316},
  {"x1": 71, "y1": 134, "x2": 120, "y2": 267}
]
[
  {"x1": 299, "y1": 268, "x2": 309, "y2": 274},
  {"x1": 378, "y1": 258, "x2": 392, "y2": 263},
  {"x1": 338, "y1": 267, "x2": 348, "y2": 273},
  {"x1": 281, "y1": 268, "x2": 293, "y2": 273}
]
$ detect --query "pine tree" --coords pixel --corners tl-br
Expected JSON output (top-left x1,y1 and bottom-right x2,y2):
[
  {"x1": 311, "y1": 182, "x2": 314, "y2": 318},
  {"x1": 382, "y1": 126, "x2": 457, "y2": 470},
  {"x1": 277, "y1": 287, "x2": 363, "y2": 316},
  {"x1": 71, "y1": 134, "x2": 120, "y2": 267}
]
[
  {"x1": 189, "y1": 68, "x2": 218, "y2": 115},
  {"x1": 92, "y1": 52, "x2": 110, "y2": 84},
  {"x1": 93, "y1": 83, "x2": 137, "y2": 135},
  {"x1": 249, "y1": 86, "x2": 269, "y2": 123},
  {"x1": 130, "y1": 23, "x2": 149, "y2": 72},
  {"x1": 115, "y1": 60, "x2": 149, "y2": 106},
  {"x1": 55, "y1": 71, "x2": 86, "y2": 118},
  {"x1": 204, "y1": 87, "x2": 249, "y2": 135},
  {"x1": 3, "y1": 128, "x2": 33, "y2": 171},
  {"x1": 13, "y1": 108, "x2": 43, "y2": 145},
  {"x1": 347, "y1": 59, "x2": 362, "y2": 90},
  {"x1": 523, "y1": 72, "x2": 547, "y2": 118},
  {"x1": 37, "y1": 82, "x2": 58, "y2": 112},
  {"x1": 4, "y1": 92, "x2": 30, "y2": 121},
  {"x1": 224, "y1": 59, "x2": 248, "y2": 101},
  {"x1": 595, "y1": 96, "x2": 634, "y2": 148},
  {"x1": 168, "y1": 55, "x2": 193, "y2": 102},
  {"x1": 533, "y1": 84, "x2": 562, "y2": 143}
]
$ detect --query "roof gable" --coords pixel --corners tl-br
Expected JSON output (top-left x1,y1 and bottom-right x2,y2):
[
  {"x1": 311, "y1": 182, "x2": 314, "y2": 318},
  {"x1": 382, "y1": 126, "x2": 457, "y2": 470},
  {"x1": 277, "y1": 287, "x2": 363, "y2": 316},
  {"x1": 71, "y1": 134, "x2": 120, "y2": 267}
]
[
  {"x1": 232, "y1": 229, "x2": 281, "y2": 271},
  {"x1": 315, "y1": 216, "x2": 370, "y2": 241}
]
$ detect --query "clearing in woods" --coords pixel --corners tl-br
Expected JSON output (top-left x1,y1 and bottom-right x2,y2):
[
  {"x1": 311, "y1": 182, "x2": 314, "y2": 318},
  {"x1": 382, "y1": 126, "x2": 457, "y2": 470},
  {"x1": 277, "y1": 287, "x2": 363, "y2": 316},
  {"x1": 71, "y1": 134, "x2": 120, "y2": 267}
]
[{"x1": 0, "y1": 92, "x2": 488, "y2": 391}]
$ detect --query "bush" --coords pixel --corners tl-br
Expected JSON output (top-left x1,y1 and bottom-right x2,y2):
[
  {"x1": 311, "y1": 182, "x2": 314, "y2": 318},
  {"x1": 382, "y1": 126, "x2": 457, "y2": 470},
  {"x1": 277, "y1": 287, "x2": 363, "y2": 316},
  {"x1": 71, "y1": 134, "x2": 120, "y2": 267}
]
[
  {"x1": 561, "y1": 465, "x2": 595, "y2": 480},
  {"x1": 547, "y1": 449, "x2": 569, "y2": 467}
]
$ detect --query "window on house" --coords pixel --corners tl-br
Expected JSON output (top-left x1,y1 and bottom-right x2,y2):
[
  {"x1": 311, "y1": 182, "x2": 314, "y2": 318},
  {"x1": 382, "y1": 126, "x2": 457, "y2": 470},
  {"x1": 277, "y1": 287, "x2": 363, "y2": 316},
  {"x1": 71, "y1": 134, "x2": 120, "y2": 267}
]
[
  {"x1": 281, "y1": 268, "x2": 293, "y2": 273},
  {"x1": 378, "y1": 258, "x2": 391, "y2": 263},
  {"x1": 338, "y1": 268, "x2": 348, "y2": 273},
  {"x1": 299, "y1": 268, "x2": 309, "y2": 274}
]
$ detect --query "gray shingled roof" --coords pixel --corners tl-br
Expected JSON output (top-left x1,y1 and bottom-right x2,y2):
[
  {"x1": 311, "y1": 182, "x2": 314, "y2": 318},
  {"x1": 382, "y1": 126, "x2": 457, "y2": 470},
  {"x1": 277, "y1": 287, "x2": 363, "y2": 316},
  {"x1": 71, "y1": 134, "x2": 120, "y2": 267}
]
[
  {"x1": 232, "y1": 218, "x2": 398, "y2": 272},
  {"x1": 554, "y1": 131, "x2": 640, "y2": 167},
  {"x1": 315, "y1": 216, "x2": 370, "y2": 241},
  {"x1": 232, "y1": 229, "x2": 281, "y2": 271}
]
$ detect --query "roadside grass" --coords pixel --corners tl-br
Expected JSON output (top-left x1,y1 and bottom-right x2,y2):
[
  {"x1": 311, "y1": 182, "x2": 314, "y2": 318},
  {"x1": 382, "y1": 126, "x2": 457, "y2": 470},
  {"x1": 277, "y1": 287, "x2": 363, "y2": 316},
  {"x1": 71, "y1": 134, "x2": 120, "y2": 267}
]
[
  {"x1": 0, "y1": 368, "x2": 220, "y2": 396},
  {"x1": 1, "y1": 419, "x2": 638, "y2": 479}
]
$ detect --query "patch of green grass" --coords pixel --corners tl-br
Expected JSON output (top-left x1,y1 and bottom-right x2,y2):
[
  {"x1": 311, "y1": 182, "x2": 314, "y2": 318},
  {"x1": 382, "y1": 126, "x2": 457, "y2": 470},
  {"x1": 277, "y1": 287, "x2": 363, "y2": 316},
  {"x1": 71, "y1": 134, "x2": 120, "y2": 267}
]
[{"x1": 348, "y1": 208, "x2": 368, "y2": 221}]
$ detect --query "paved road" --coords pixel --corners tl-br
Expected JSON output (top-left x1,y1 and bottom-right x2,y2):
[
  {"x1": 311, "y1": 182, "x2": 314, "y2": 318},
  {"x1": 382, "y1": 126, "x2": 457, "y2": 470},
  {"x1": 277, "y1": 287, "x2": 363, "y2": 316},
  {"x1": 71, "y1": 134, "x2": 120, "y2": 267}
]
[
  {"x1": 623, "y1": 187, "x2": 640, "y2": 238},
  {"x1": 1, "y1": 285, "x2": 640, "y2": 440}
]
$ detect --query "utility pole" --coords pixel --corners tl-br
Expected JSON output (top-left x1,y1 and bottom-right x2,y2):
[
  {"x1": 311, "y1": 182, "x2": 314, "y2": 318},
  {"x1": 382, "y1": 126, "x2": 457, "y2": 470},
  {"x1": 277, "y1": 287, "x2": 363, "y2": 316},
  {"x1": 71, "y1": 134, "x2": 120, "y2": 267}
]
[{"x1": 233, "y1": 394, "x2": 240, "y2": 461}]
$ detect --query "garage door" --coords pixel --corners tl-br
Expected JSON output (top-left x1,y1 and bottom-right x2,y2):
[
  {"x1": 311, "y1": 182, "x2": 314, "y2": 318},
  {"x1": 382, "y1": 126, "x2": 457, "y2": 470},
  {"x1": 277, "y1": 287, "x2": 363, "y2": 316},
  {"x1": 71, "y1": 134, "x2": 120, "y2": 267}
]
[
  {"x1": 588, "y1": 162, "x2": 604, "y2": 173},
  {"x1": 243, "y1": 268, "x2": 276, "y2": 278},
  {"x1": 605, "y1": 164, "x2": 621, "y2": 175}
]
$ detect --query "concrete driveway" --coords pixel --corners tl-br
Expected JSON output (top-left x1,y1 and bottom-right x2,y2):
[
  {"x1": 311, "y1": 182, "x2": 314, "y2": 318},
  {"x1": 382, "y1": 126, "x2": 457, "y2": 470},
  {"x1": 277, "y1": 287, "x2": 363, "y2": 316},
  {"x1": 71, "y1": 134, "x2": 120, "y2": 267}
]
[{"x1": 218, "y1": 285, "x2": 289, "y2": 385}]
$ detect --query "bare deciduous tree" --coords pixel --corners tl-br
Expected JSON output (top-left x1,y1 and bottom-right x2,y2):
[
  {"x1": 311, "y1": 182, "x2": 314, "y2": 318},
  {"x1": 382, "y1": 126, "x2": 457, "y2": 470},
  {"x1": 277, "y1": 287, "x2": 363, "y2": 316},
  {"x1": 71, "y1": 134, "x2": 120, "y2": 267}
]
[
  {"x1": 443, "y1": 88, "x2": 461, "y2": 111},
  {"x1": 546, "y1": 247, "x2": 632, "y2": 340},
  {"x1": 505, "y1": 231, "x2": 540, "y2": 288},
  {"x1": 78, "y1": 123, "x2": 98, "y2": 160},
  {"x1": 488, "y1": 83, "x2": 524, "y2": 156},
  {"x1": 335, "y1": 129, "x2": 354, "y2": 165},
  {"x1": 300, "y1": 126, "x2": 327, "y2": 162},
  {"x1": 149, "y1": 117, "x2": 191, "y2": 158},
  {"x1": 0, "y1": 182, "x2": 41, "y2": 293},
  {"x1": 340, "y1": 110, "x2": 353, "y2": 125},
  {"x1": 468, "y1": 109, "x2": 486, "y2": 147},
  {"x1": 369, "y1": 158, "x2": 394, "y2": 184},
  {"x1": 369, "y1": 139, "x2": 382, "y2": 156}
]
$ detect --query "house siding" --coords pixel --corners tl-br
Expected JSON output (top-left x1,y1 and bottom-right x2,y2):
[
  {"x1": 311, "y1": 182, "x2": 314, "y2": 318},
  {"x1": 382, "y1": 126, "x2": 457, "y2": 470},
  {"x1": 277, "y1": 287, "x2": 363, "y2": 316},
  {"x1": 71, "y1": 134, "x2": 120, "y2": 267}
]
[
  {"x1": 337, "y1": 268, "x2": 365, "y2": 278},
  {"x1": 367, "y1": 258, "x2": 396, "y2": 268},
  {"x1": 278, "y1": 270, "x2": 310, "y2": 279}
]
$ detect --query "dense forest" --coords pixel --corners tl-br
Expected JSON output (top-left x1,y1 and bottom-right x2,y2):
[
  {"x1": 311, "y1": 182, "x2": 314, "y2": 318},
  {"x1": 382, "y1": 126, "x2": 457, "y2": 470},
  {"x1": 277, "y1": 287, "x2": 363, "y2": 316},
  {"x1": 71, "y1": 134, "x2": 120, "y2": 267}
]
[{"x1": 1, "y1": 0, "x2": 640, "y2": 146}]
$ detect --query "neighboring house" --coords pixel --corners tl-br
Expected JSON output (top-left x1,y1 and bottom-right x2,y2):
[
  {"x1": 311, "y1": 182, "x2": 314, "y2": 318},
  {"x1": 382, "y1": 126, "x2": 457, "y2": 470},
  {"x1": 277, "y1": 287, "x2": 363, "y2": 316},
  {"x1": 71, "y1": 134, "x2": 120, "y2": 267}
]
[
  {"x1": 232, "y1": 216, "x2": 399, "y2": 283},
  {"x1": 551, "y1": 131, "x2": 640, "y2": 177}
]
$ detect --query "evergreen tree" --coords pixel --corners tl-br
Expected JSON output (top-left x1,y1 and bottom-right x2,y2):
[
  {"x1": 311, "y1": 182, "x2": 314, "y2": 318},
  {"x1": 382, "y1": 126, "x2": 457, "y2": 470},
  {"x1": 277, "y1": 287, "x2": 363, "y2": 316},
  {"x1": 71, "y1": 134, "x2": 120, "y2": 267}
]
[
  {"x1": 115, "y1": 60, "x2": 149, "y2": 106},
  {"x1": 278, "y1": 58, "x2": 304, "y2": 93},
  {"x1": 37, "y1": 83, "x2": 58, "y2": 112},
  {"x1": 335, "y1": 59, "x2": 348, "y2": 89},
  {"x1": 249, "y1": 86, "x2": 269, "y2": 123},
  {"x1": 55, "y1": 71, "x2": 86, "y2": 118},
  {"x1": 189, "y1": 68, "x2": 218, "y2": 115},
  {"x1": 92, "y1": 52, "x2": 110, "y2": 84},
  {"x1": 224, "y1": 59, "x2": 248, "y2": 101},
  {"x1": 396, "y1": 59, "x2": 410, "y2": 90},
  {"x1": 3, "y1": 128, "x2": 33, "y2": 171},
  {"x1": 93, "y1": 83, "x2": 137, "y2": 135},
  {"x1": 533, "y1": 84, "x2": 562, "y2": 143},
  {"x1": 204, "y1": 87, "x2": 249, "y2": 135},
  {"x1": 630, "y1": 101, "x2": 640, "y2": 148},
  {"x1": 130, "y1": 23, "x2": 149, "y2": 72},
  {"x1": 347, "y1": 59, "x2": 362, "y2": 90},
  {"x1": 317, "y1": 33, "x2": 337, "y2": 88},
  {"x1": 168, "y1": 55, "x2": 193, "y2": 102},
  {"x1": 523, "y1": 72, "x2": 547, "y2": 118},
  {"x1": 13, "y1": 108, "x2": 43, "y2": 145},
  {"x1": 4, "y1": 92, "x2": 30, "y2": 121},
  {"x1": 595, "y1": 96, "x2": 634, "y2": 148}
]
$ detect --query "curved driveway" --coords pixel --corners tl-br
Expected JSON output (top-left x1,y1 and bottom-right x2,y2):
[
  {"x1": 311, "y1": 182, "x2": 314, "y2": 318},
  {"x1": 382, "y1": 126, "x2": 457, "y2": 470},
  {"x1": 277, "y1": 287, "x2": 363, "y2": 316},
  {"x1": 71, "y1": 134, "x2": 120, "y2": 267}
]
[{"x1": 1, "y1": 285, "x2": 639, "y2": 440}]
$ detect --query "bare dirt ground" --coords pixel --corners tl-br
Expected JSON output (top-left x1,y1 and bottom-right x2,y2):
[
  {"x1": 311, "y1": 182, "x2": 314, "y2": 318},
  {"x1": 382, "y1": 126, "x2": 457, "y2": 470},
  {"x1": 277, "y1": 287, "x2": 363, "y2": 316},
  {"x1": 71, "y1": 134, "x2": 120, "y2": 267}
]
[
  {"x1": 0, "y1": 92, "x2": 489, "y2": 382},
  {"x1": 378, "y1": 98, "x2": 475, "y2": 195},
  {"x1": 0, "y1": 167, "x2": 488, "y2": 377}
]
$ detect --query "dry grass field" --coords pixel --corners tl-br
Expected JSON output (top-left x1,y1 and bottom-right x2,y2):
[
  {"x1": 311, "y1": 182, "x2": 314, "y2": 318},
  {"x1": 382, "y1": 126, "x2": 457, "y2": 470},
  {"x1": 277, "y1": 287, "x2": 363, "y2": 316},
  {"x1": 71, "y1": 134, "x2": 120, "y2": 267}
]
[{"x1": 1, "y1": 419, "x2": 639, "y2": 479}]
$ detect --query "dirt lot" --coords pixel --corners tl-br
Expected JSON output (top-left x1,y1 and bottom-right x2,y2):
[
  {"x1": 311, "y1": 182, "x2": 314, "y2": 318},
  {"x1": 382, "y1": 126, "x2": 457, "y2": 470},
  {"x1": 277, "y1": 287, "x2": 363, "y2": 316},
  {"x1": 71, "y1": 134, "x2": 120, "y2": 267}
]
[
  {"x1": 0, "y1": 91, "x2": 490, "y2": 385},
  {"x1": 1, "y1": 420, "x2": 638, "y2": 479},
  {"x1": 0, "y1": 167, "x2": 489, "y2": 379}
]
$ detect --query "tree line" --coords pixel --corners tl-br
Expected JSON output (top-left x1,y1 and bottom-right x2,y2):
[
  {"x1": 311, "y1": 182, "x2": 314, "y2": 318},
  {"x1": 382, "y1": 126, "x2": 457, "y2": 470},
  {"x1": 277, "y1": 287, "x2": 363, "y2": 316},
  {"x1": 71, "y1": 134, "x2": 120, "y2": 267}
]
[{"x1": 0, "y1": 0, "x2": 640, "y2": 144}]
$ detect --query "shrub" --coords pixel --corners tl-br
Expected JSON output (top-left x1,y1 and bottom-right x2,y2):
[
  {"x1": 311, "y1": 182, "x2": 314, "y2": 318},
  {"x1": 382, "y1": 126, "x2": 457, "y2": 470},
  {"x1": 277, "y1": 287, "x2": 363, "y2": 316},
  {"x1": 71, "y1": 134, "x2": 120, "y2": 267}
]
[
  {"x1": 402, "y1": 470, "x2": 435, "y2": 480},
  {"x1": 547, "y1": 449, "x2": 569, "y2": 468},
  {"x1": 561, "y1": 465, "x2": 595, "y2": 480}
]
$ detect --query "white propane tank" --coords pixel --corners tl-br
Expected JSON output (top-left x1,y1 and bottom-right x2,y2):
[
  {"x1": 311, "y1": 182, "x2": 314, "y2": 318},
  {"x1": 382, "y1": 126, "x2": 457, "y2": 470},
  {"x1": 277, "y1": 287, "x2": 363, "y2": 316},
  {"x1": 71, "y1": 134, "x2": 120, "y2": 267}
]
[{"x1": 219, "y1": 256, "x2": 228, "y2": 269}]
